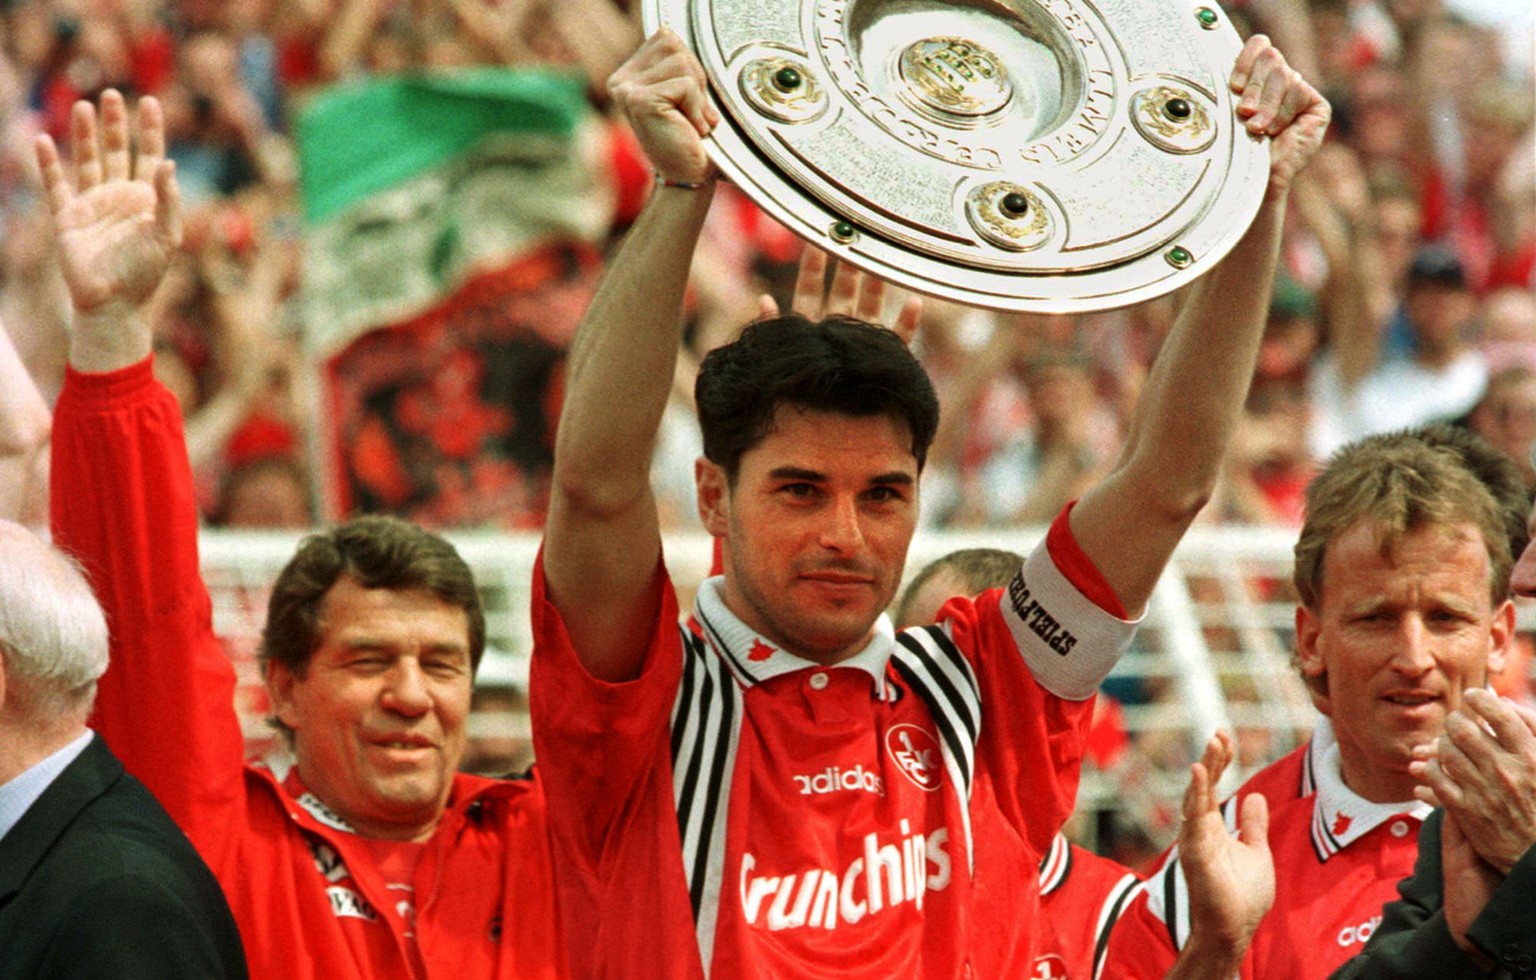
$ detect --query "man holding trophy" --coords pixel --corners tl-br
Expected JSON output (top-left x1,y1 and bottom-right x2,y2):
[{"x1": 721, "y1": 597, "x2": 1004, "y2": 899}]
[{"x1": 532, "y1": 14, "x2": 1328, "y2": 978}]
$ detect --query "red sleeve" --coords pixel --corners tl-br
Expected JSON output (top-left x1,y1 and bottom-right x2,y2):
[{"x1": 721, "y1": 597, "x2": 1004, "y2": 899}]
[
  {"x1": 943, "y1": 591, "x2": 1097, "y2": 856},
  {"x1": 528, "y1": 550, "x2": 683, "y2": 862},
  {"x1": 50, "y1": 359, "x2": 245, "y2": 862},
  {"x1": 1048, "y1": 501, "x2": 1127, "y2": 619}
]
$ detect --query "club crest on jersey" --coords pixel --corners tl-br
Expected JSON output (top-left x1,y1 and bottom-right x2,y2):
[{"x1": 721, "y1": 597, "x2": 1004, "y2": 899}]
[
  {"x1": 748, "y1": 639, "x2": 775, "y2": 662},
  {"x1": 1331, "y1": 811, "x2": 1353, "y2": 837},
  {"x1": 885, "y1": 724, "x2": 943, "y2": 791},
  {"x1": 1030, "y1": 954, "x2": 1069, "y2": 980}
]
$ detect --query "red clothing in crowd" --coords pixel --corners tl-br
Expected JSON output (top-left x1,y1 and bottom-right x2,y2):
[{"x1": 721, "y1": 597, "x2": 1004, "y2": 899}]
[
  {"x1": 530, "y1": 509, "x2": 1139, "y2": 978},
  {"x1": 1032, "y1": 833, "x2": 1142, "y2": 980},
  {"x1": 1102, "y1": 732, "x2": 1422, "y2": 980},
  {"x1": 50, "y1": 359, "x2": 564, "y2": 980}
]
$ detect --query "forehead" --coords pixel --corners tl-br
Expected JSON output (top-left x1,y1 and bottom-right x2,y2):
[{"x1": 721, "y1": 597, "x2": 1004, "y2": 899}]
[
  {"x1": 315, "y1": 577, "x2": 470, "y2": 647},
  {"x1": 742, "y1": 405, "x2": 917, "y2": 474},
  {"x1": 1319, "y1": 520, "x2": 1493, "y2": 604}
]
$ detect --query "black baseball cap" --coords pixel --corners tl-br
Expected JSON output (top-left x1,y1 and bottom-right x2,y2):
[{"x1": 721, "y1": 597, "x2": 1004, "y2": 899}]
[{"x1": 1407, "y1": 245, "x2": 1467, "y2": 289}]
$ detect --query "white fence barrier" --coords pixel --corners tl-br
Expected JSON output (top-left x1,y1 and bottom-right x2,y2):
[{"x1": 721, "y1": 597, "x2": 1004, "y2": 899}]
[{"x1": 201, "y1": 524, "x2": 1535, "y2": 854}]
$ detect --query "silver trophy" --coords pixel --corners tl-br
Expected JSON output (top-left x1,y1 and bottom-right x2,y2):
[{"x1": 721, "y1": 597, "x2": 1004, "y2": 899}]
[{"x1": 644, "y1": 0, "x2": 1269, "y2": 312}]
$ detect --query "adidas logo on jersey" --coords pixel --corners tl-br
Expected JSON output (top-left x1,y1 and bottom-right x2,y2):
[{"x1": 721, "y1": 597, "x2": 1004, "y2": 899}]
[
  {"x1": 794, "y1": 764, "x2": 884, "y2": 797},
  {"x1": 1337, "y1": 915, "x2": 1382, "y2": 948},
  {"x1": 739, "y1": 822, "x2": 953, "y2": 931}
]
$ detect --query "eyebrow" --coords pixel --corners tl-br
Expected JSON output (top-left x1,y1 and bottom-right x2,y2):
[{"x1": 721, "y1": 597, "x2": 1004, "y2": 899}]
[{"x1": 765, "y1": 466, "x2": 915, "y2": 487}]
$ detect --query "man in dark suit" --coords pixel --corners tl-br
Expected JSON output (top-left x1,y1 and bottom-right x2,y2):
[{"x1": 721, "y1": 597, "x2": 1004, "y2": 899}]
[{"x1": 0, "y1": 519, "x2": 247, "y2": 979}]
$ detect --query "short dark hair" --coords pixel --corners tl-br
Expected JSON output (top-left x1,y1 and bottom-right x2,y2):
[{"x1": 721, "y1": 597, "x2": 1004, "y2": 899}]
[
  {"x1": 260, "y1": 515, "x2": 486, "y2": 683},
  {"x1": 695, "y1": 314, "x2": 940, "y2": 481}
]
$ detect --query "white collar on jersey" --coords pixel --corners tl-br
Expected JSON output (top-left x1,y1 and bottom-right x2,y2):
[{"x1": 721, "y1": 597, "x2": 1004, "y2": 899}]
[
  {"x1": 1309, "y1": 742, "x2": 1431, "y2": 861},
  {"x1": 693, "y1": 576, "x2": 895, "y2": 699},
  {"x1": 1299, "y1": 715, "x2": 1336, "y2": 796}
]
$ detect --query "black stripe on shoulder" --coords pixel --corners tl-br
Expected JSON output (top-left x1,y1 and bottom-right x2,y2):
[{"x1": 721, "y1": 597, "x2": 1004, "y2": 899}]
[
  {"x1": 907, "y1": 623, "x2": 980, "y2": 704},
  {"x1": 673, "y1": 668, "x2": 717, "y2": 838},
  {"x1": 670, "y1": 629, "x2": 702, "y2": 762},
  {"x1": 1093, "y1": 875, "x2": 1143, "y2": 976},
  {"x1": 894, "y1": 629, "x2": 980, "y2": 744},
  {"x1": 688, "y1": 665, "x2": 736, "y2": 917}
]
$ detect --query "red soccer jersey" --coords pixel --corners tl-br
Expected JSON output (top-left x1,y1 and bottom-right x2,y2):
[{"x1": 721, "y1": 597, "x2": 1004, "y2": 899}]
[
  {"x1": 1102, "y1": 740, "x2": 1427, "y2": 979},
  {"x1": 531, "y1": 523, "x2": 1139, "y2": 978},
  {"x1": 1031, "y1": 833, "x2": 1141, "y2": 980}
]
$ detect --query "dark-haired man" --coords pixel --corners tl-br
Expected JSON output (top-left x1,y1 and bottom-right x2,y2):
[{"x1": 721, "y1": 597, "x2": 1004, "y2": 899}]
[
  {"x1": 532, "y1": 29, "x2": 1326, "y2": 978},
  {"x1": 42, "y1": 93, "x2": 561, "y2": 978}
]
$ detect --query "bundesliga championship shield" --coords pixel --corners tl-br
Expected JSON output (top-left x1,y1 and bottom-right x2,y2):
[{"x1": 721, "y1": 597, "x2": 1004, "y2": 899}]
[{"x1": 643, "y1": 0, "x2": 1269, "y2": 312}]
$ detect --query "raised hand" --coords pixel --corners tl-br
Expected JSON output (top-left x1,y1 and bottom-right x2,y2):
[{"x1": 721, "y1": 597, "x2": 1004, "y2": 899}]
[
  {"x1": 759, "y1": 246, "x2": 924, "y2": 346},
  {"x1": 1229, "y1": 34, "x2": 1331, "y2": 201},
  {"x1": 1178, "y1": 731, "x2": 1274, "y2": 958},
  {"x1": 36, "y1": 90, "x2": 182, "y2": 316},
  {"x1": 608, "y1": 29, "x2": 719, "y2": 187}
]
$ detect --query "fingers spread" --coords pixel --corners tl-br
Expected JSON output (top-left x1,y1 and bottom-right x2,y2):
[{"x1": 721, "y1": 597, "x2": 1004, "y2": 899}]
[
  {"x1": 826, "y1": 258, "x2": 860, "y2": 316},
  {"x1": 893, "y1": 296, "x2": 923, "y2": 346},
  {"x1": 71, "y1": 100, "x2": 102, "y2": 190},
  {"x1": 854, "y1": 273, "x2": 886, "y2": 323},
  {"x1": 34, "y1": 134, "x2": 71, "y2": 216},
  {"x1": 792, "y1": 246, "x2": 828, "y2": 315},
  {"x1": 154, "y1": 159, "x2": 184, "y2": 250},
  {"x1": 134, "y1": 96, "x2": 166, "y2": 181},
  {"x1": 100, "y1": 89, "x2": 131, "y2": 182}
]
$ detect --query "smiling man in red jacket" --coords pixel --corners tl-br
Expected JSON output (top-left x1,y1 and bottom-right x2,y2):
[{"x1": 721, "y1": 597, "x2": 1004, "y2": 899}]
[{"x1": 41, "y1": 91, "x2": 562, "y2": 980}]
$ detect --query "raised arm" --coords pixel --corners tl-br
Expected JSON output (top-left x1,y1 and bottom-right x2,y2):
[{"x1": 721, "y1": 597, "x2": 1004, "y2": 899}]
[
  {"x1": 1069, "y1": 35, "x2": 1329, "y2": 615},
  {"x1": 0, "y1": 319, "x2": 50, "y2": 524},
  {"x1": 41, "y1": 92, "x2": 245, "y2": 836},
  {"x1": 543, "y1": 30, "x2": 719, "y2": 681}
]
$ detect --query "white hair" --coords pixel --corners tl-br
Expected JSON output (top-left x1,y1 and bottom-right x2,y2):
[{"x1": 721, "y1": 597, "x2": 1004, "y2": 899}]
[{"x1": 0, "y1": 522, "x2": 109, "y2": 717}]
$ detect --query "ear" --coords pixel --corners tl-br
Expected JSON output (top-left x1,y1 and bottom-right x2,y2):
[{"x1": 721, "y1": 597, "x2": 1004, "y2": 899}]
[
  {"x1": 696, "y1": 457, "x2": 730, "y2": 537},
  {"x1": 1486, "y1": 598, "x2": 1515, "y2": 680},
  {"x1": 266, "y1": 660, "x2": 302, "y2": 731},
  {"x1": 1295, "y1": 604, "x2": 1332, "y2": 715}
]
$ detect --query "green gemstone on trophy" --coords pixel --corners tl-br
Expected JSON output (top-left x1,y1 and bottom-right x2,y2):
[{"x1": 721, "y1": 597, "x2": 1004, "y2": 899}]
[
  {"x1": 831, "y1": 221, "x2": 856, "y2": 243},
  {"x1": 1000, "y1": 192, "x2": 1030, "y2": 218},
  {"x1": 1196, "y1": 6, "x2": 1219, "y2": 27},
  {"x1": 1166, "y1": 245, "x2": 1193, "y2": 267},
  {"x1": 773, "y1": 66, "x2": 803, "y2": 92},
  {"x1": 1164, "y1": 97, "x2": 1192, "y2": 120}
]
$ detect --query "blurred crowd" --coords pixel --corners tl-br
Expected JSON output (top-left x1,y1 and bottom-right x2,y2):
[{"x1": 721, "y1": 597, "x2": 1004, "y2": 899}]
[{"x1": 1, "y1": 0, "x2": 1531, "y2": 541}]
